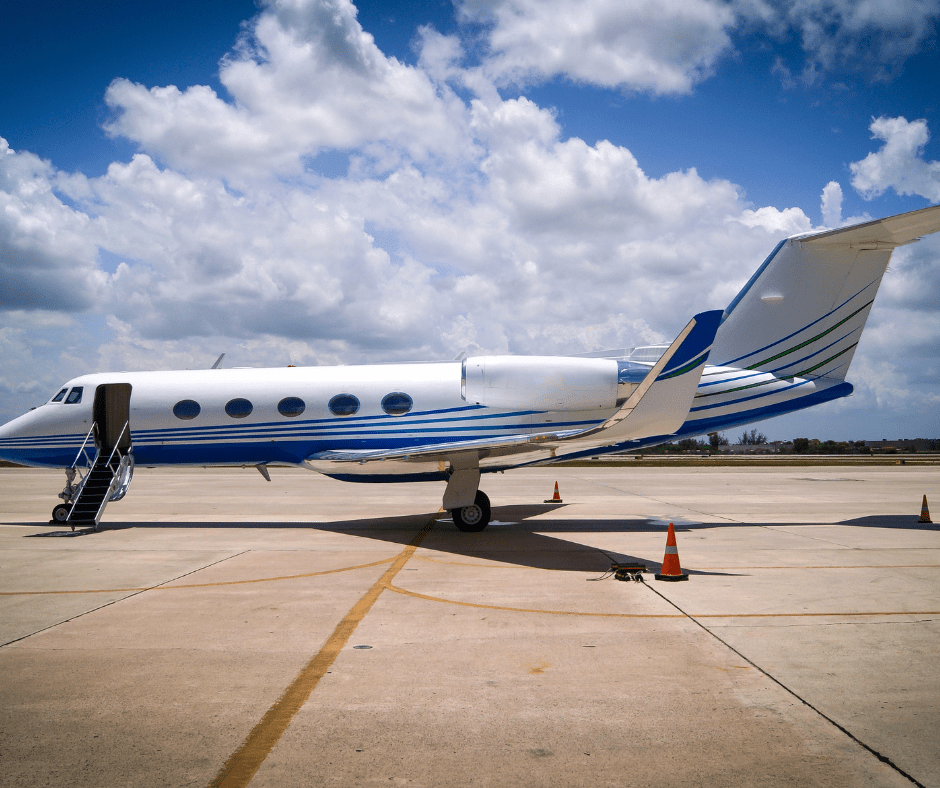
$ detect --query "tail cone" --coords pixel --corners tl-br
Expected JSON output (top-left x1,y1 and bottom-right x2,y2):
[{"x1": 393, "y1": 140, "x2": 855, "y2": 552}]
[{"x1": 655, "y1": 523, "x2": 688, "y2": 581}]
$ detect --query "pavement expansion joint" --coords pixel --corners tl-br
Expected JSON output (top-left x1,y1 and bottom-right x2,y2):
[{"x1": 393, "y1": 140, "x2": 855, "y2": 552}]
[
  {"x1": 0, "y1": 556, "x2": 399, "y2": 596},
  {"x1": 0, "y1": 550, "x2": 249, "y2": 649},
  {"x1": 642, "y1": 581, "x2": 929, "y2": 788},
  {"x1": 757, "y1": 524, "x2": 864, "y2": 548},
  {"x1": 576, "y1": 474, "x2": 742, "y2": 523}
]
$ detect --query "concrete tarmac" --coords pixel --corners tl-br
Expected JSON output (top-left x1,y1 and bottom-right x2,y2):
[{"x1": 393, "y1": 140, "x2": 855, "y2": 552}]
[{"x1": 0, "y1": 465, "x2": 937, "y2": 788}]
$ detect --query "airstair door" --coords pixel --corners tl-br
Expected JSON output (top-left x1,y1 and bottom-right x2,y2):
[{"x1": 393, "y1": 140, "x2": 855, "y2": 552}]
[{"x1": 93, "y1": 383, "x2": 132, "y2": 450}]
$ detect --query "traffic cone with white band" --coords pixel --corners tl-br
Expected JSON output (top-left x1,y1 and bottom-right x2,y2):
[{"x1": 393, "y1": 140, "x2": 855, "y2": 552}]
[
  {"x1": 918, "y1": 495, "x2": 932, "y2": 524},
  {"x1": 544, "y1": 482, "x2": 563, "y2": 503},
  {"x1": 655, "y1": 522, "x2": 688, "y2": 581}
]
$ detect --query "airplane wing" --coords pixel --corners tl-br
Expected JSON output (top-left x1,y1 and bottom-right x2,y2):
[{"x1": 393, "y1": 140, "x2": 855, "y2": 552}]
[{"x1": 306, "y1": 310, "x2": 722, "y2": 470}]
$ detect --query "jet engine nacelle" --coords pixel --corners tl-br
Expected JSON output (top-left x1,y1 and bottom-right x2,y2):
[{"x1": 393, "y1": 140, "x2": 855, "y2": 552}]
[{"x1": 461, "y1": 356, "x2": 642, "y2": 411}]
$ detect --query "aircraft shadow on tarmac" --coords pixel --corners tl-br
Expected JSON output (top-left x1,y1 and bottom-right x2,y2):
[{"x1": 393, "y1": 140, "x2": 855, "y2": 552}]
[
  {"x1": 836, "y1": 514, "x2": 937, "y2": 530},
  {"x1": 20, "y1": 503, "x2": 768, "y2": 576},
  {"x1": 22, "y1": 503, "x2": 932, "y2": 577}
]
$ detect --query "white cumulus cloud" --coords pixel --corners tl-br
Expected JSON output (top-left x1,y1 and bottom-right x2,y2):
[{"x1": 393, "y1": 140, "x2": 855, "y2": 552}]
[
  {"x1": 105, "y1": 0, "x2": 474, "y2": 183},
  {"x1": 820, "y1": 180, "x2": 843, "y2": 227},
  {"x1": 459, "y1": 0, "x2": 737, "y2": 94},
  {"x1": 850, "y1": 116, "x2": 940, "y2": 202},
  {"x1": 0, "y1": 0, "x2": 938, "y2": 440},
  {"x1": 0, "y1": 140, "x2": 106, "y2": 312},
  {"x1": 457, "y1": 0, "x2": 940, "y2": 94}
]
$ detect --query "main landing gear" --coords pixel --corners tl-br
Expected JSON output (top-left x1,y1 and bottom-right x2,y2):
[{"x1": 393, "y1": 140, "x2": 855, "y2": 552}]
[{"x1": 451, "y1": 490, "x2": 491, "y2": 532}]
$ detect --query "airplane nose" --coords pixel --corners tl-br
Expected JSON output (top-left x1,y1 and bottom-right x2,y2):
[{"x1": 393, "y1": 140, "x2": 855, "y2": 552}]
[
  {"x1": 0, "y1": 408, "x2": 59, "y2": 467},
  {"x1": 0, "y1": 414, "x2": 23, "y2": 463}
]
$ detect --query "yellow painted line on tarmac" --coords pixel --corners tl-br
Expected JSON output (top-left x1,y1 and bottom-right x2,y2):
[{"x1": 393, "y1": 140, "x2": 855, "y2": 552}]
[
  {"x1": 384, "y1": 583, "x2": 940, "y2": 620},
  {"x1": 0, "y1": 557, "x2": 397, "y2": 596},
  {"x1": 207, "y1": 520, "x2": 434, "y2": 788},
  {"x1": 384, "y1": 582, "x2": 683, "y2": 618},
  {"x1": 413, "y1": 554, "x2": 523, "y2": 568}
]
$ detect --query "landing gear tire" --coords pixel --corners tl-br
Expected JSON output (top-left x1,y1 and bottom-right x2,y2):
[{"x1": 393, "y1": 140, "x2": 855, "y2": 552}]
[
  {"x1": 452, "y1": 491, "x2": 491, "y2": 532},
  {"x1": 52, "y1": 504, "x2": 70, "y2": 524}
]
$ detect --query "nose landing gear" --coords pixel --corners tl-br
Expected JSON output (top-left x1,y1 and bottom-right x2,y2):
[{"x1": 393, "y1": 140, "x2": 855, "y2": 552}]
[{"x1": 52, "y1": 503, "x2": 71, "y2": 523}]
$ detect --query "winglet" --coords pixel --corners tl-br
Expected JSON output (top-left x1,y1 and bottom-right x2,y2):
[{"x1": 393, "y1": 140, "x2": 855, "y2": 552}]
[
  {"x1": 576, "y1": 309, "x2": 722, "y2": 445},
  {"x1": 656, "y1": 310, "x2": 724, "y2": 381}
]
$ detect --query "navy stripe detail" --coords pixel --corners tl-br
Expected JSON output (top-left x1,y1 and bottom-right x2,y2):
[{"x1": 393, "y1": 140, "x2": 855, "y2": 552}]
[
  {"x1": 658, "y1": 310, "x2": 723, "y2": 377},
  {"x1": 767, "y1": 328, "x2": 860, "y2": 375},
  {"x1": 657, "y1": 350, "x2": 707, "y2": 381},
  {"x1": 689, "y1": 378, "x2": 812, "y2": 413},
  {"x1": 694, "y1": 375, "x2": 775, "y2": 399},
  {"x1": 133, "y1": 410, "x2": 550, "y2": 442},
  {"x1": 132, "y1": 405, "x2": 513, "y2": 438},
  {"x1": 717, "y1": 277, "x2": 878, "y2": 367},
  {"x1": 744, "y1": 301, "x2": 871, "y2": 370},
  {"x1": 550, "y1": 382, "x2": 854, "y2": 463},
  {"x1": 131, "y1": 418, "x2": 601, "y2": 446},
  {"x1": 697, "y1": 371, "x2": 766, "y2": 388},
  {"x1": 678, "y1": 382, "x2": 853, "y2": 436},
  {"x1": 789, "y1": 345, "x2": 857, "y2": 379}
]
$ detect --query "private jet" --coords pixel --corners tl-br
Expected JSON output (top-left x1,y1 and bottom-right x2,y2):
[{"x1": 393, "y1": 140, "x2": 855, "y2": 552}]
[{"x1": 1, "y1": 205, "x2": 939, "y2": 531}]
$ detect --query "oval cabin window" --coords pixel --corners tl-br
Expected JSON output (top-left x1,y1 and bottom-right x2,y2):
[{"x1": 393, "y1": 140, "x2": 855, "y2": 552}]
[
  {"x1": 278, "y1": 397, "x2": 306, "y2": 417},
  {"x1": 328, "y1": 394, "x2": 360, "y2": 417},
  {"x1": 381, "y1": 392, "x2": 413, "y2": 416},
  {"x1": 173, "y1": 400, "x2": 201, "y2": 420},
  {"x1": 225, "y1": 398, "x2": 253, "y2": 419}
]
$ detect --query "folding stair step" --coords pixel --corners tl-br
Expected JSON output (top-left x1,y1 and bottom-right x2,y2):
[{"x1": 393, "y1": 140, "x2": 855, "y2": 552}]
[{"x1": 67, "y1": 461, "x2": 116, "y2": 523}]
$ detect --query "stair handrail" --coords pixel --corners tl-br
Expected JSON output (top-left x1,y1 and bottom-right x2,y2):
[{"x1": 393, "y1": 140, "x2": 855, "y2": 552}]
[
  {"x1": 93, "y1": 421, "x2": 132, "y2": 523},
  {"x1": 103, "y1": 421, "x2": 131, "y2": 473},
  {"x1": 61, "y1": 422, "x2": 99, "y2": 514},
  {"x1": 71, "y1": 422, "x2": 99, "y2": 471}
]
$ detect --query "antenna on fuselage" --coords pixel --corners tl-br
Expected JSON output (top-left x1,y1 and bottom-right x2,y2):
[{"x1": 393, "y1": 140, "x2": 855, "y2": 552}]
[{"x1": 210, "y1": 353, "x2": 225, "y2": 369}]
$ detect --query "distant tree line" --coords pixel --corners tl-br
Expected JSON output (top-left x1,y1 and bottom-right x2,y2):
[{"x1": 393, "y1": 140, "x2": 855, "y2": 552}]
[
  {"x1": 637, "y1": 434, "x2": 940, "y2": 455},
  {"x1": 789, "y1": 438, "x2": 869, "y2": 454}
]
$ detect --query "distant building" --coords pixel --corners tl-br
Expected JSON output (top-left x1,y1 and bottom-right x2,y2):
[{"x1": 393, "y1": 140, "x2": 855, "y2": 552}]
[
  {"x1": 867, "y1": 439, "x2": 940, "y2": 453},
  {"x1": 717, "y1": 441, "x2": 788, "y2": 454}
]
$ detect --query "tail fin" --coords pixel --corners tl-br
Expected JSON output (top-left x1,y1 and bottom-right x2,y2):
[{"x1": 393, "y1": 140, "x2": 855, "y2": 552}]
[{"x1": 711, "y1": 205, "x2": 940, "y2": 380}]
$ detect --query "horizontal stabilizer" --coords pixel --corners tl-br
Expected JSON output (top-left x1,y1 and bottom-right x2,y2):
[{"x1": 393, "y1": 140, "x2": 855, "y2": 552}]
[{"x1": 801, "y1": 203, "x2": 940, "y2": 248}]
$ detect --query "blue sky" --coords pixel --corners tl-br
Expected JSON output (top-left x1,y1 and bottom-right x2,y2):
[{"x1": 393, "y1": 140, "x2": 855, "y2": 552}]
[{"x1": 1, "y1": 0, "x2": 939, "y2": 441}]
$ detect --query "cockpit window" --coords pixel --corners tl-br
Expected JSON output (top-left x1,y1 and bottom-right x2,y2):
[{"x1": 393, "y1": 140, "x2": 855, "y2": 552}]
[
  {"x1": 64, "y1": 387, "x2": 83, "y2": 404},
  {"x1": 51, "y1": 388, "x2": 68, "y2": 403}
]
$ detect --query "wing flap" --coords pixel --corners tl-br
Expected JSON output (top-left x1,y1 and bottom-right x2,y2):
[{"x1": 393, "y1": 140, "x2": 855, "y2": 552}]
[{"x1": 306, "y1": 428, "x2": 586, "y2": 464}]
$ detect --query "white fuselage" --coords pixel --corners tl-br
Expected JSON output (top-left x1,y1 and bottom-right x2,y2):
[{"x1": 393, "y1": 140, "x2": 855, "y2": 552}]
[{"x1": 0, "y1": 359, "x2": 849, "y2": 477}]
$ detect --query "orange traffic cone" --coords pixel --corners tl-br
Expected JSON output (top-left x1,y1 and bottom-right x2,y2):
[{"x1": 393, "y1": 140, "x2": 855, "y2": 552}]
[
  {"x1": 918, "y1": 495, "x2": 932, "y2": 523},
  {"x1": 655, "y1": 523, "x2": 688, "y2": 581},
  {"x1": 544, "y1": 482, "x2": 563, "y2": 503}
]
